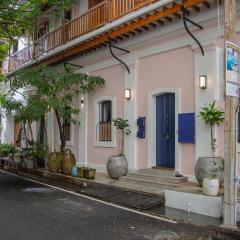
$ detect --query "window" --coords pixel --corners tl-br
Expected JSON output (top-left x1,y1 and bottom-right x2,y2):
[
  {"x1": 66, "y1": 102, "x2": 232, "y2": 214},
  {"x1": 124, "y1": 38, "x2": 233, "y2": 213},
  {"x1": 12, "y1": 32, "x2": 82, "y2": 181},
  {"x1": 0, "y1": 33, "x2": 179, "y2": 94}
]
[
  {"x1": 89, "y1": 0, "x2": 104, "y2": 9},
  {"x1": 37, "y1": 22, "x2": 49, "y2": 39},
  {"x1": 62, "y1": 118, "x2": 71, "y2": 142},
  {"x1": 63, "y1": 9, "x2": 72, "y2": 23},
  {"x1": 99, "y1": 100, "x2": 112, "y2": 141},
  {"x1": 12, "y1": 40, "x2": 18, "y2": 54},
  {"x1": 0, "y1": 61, "x2": 3, "y2": 75},
  {"x1": 94, "y1": 96, "x2": 116, "y2": 147}
]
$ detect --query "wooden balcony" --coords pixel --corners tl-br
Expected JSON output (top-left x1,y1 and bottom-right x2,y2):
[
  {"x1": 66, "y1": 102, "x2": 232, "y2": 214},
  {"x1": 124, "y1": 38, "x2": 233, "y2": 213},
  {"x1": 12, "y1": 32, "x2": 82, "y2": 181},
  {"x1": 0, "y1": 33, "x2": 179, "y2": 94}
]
[{"x1": 8, "y1": 0, "x2": 210, "y2": 72}]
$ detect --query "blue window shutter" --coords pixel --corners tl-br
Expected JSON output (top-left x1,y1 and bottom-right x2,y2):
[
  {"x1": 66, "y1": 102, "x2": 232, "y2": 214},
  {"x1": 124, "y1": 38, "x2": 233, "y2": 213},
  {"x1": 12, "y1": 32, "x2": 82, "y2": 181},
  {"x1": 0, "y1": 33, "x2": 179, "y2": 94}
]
[{"x1": 178, "y1": 113, "x2": 195, "y2": 143}]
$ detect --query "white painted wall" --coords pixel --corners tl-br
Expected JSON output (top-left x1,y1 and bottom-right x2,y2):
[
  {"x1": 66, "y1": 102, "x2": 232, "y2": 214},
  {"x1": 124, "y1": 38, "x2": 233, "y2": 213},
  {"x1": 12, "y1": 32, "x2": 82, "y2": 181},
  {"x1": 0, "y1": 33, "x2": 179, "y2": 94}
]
[
  {"x1": 79, "y1": 0, "x2": 88, "y2": 14},
  {"x1": 1, "y1": 115, "x2": 14, "y2": 144},
  {"x1": 123, "y1": 64, "x2": 137, "y2": 170},
  {"x1": 194, "y1": 46, "x2": 219, "y2": 161},
  {"x1": 78, "y1": 94, "x2": 88, "y2": 165},
  {"x1": 18, "y1": 37, "x2": 30, "y2": 51}
]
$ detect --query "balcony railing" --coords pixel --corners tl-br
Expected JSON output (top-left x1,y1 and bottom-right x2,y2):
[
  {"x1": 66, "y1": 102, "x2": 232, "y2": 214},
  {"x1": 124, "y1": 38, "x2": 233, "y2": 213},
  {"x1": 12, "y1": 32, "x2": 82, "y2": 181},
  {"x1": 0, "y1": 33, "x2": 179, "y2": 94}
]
[
  {"x1": 0, "y1": 68, "x2": 5, "y2": 75},
  {"x1": 99, "y1": 122, "x2": 112, "y2": 141},
  {"x1": 8, "y1": 0, "x2": 157, "y2": 72}
]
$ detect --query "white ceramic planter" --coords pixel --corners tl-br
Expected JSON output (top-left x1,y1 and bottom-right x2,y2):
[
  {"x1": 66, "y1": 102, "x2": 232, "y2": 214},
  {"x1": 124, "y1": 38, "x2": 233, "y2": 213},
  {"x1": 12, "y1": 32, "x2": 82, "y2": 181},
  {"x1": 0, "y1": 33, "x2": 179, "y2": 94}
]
[
  {"x1": 195, "y1": 157, "x2": 224, "y2": 186},
  {"x1": 202, "y1": 178, "x2": 219, "y2": 196}
]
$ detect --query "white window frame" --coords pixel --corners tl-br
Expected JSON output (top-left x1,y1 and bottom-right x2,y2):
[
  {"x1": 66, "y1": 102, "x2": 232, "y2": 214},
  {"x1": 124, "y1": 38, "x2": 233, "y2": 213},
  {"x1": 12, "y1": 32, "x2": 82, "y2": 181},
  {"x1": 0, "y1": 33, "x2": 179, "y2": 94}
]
[{"x1": 94, "y1": 96, "x2": 116, "y2": 148}]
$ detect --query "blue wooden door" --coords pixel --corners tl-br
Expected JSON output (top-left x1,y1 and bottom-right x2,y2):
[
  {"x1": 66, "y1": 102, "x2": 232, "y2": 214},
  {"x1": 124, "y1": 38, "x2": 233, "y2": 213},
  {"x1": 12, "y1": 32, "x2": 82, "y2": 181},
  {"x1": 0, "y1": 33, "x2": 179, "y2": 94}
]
[{"x1": 156, "y1": 93, "x2": 175, "y2": 168}]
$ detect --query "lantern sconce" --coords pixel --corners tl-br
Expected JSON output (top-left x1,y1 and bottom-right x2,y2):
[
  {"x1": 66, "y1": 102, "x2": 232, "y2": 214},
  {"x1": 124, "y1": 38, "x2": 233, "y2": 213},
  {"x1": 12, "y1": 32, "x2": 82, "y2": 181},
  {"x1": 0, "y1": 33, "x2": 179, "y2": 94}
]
[
  {"x1": 80, "y1": 97, "x2": 84, "y2": 105},
  {"x1": 199, "y1": 75, "x2": 207, "y2": 89},
  {"x1": 124, "y1": 88, "x2": 131, "y2": 100}
]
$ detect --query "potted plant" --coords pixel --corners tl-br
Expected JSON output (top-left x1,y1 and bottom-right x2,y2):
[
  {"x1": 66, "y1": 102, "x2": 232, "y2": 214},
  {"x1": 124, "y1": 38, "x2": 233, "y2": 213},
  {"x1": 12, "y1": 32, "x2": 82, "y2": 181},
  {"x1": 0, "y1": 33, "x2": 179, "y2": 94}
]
[
  {"x1": 0, "y1": 143, "x2": 15, "y2": 159},
  {"x1": 23, "y1": 143, "x2": 36, "y2": 169},
  {"x1": 202, "y1": 161, "x2": 224, "y2": 196},
  {"x1": 13, "y1": 147, "x2": 23, "y2": 164},
  {"x1": 107, "y1": 118, "x2": 131, "y2": 179},
  {"x1": 195, "y1": 101, "x2": 224, "y2": 186},
  {"x1": 34, "y1": 141, "x2": 49, "y2": 168}
]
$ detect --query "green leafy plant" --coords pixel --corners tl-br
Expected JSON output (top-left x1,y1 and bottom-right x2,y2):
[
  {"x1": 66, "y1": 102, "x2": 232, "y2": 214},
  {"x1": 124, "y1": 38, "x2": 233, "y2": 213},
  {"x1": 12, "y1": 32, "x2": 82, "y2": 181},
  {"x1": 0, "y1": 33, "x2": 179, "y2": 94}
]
[
  {"x1": 21, "y1": 140, "x2": 48, "y2": 164},
  {"x1": 113, "y1": 118, "x2": 131, "y2": 156},
  {"x1": 198, "y1": 101, "x2": 224, "y2": 158},
  {"x1": 5, "y1": 64, "x2": 105, "y2": 152},
  {"x1": 211, "y1": 158, "x2": 224, "y2": 179},
  {"x1": 0, "y1": 0, "x2": 75, "y2": 61},
  {"x1": 0, "y1": 143, "x2": 15, "y2": 157}
]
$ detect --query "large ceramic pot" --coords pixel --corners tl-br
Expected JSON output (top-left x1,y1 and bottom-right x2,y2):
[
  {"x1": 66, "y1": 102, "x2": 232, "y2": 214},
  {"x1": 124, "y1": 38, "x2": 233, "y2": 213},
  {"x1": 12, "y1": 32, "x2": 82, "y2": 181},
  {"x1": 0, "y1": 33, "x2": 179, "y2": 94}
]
[
  {"x1": 195, "y1": 157, "x2": 224, "y2": 186},
  {"x1": 47, "y1": 152, "x2": 63, "y2": 173},
  {"x1": 23, "y1": 157, "x2": 35, "y2": 169},
  {"x1": 107, "y1": 155, "x2": 128, "y2": 179},
  {"x1": 14, "y1": 153, "x2": 22, "y2": 163},
  {"x1": 61, "y1": 152, "x2": 76, "y2": 175},
  {"x1": 202, "y1": 178, "x2": 219, "y2": 196}
]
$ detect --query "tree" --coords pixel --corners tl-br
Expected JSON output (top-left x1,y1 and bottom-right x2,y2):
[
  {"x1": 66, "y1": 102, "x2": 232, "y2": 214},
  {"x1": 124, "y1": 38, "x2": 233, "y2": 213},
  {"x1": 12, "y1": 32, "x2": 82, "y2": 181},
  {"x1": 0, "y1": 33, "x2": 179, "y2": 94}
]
[
  {"x1": 8, "y1": 64, "x2": 105, "y2": 151},
  {"x1": 0, "y1": 0, "x2": 74, "y2": 61},
  {"x1": 112, "y1": 118, "x2": 131, "y2": 156},
  {"x1": 198, "y1": 101, "x2": 224, "y2": 157},
  {"x1": 0, "y1": 93, "x2": 44, "y2": 142}
]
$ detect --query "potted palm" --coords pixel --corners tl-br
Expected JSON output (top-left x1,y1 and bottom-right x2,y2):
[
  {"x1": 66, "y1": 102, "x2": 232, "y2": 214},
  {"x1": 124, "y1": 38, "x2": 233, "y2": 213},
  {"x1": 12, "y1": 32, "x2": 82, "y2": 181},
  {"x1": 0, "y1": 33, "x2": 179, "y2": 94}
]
[
  {"x1": 195, "y1": 101, "x2": 224, "y2": 186},
  {"x1": 107, "y1": 118, "x2": 131, "y2": 179},
  {"x1": 23, "y1": 143, "x2": 36, "y2": 169}
]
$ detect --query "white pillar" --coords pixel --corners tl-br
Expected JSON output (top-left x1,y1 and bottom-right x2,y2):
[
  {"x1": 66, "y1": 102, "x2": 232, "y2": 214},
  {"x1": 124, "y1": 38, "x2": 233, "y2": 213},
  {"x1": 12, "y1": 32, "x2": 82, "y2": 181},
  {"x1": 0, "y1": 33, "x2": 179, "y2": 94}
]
[
  {"x1": 5, "y1": 115, "x2": 14, "y2": 144},
  {"x1": 194, "y1": 45, "x2": 224, "y2": 161},
  {"x1": 47, "y1": 111, "x2": 54, "y2": 152},
  {"x1": 124, "y1": 63, "x2": 137, "y2": 170},
  {"x1": 78, "y1": 94, "x2": 88, "y2": 165},
  {"x1": 1, "y1": 115, "x2": 8, "y2": 143}
]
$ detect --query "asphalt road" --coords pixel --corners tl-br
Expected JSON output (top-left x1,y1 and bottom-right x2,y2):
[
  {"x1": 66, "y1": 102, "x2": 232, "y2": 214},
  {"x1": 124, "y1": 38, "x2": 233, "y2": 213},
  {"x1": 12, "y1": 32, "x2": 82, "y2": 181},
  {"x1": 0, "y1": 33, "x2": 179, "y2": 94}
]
[{"x1": 0, "y1": 170, "x2": 238, "y2": 240}]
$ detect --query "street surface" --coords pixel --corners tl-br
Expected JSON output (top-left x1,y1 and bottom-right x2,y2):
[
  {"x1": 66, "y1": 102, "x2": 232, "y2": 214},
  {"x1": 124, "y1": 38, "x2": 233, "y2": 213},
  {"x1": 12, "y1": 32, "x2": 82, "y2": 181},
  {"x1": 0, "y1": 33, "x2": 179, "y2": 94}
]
[{"x1": 0, "y1": 170, "x2": 237, "y2": 240}]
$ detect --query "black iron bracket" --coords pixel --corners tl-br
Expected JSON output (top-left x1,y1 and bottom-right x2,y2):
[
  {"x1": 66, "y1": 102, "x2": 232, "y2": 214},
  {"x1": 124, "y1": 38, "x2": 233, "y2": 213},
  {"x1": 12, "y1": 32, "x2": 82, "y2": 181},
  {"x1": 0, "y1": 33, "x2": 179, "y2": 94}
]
[
  {"x1": 107, "y1": 39, "x2": 131, "y2": 74},
  {"x1": 182, "y1": 7, "x2": 204, "y2": 56},
  {"x1": 64, "y1": 62, "x2": 83, "y2": 68}
]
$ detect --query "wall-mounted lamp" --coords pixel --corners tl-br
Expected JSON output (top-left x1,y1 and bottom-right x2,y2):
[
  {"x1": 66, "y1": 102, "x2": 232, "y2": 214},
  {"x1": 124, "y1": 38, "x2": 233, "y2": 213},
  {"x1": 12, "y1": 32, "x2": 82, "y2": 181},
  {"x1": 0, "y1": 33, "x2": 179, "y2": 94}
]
[
  {"x1": 199, "y1": 75, "x2": 207, "y2": 89},
  {"x1": 80, "y1": 97, "x2": 84, "y2": 105},
  {"x1": 124, "y1": 88, "x2": 131, "y2": 100}
]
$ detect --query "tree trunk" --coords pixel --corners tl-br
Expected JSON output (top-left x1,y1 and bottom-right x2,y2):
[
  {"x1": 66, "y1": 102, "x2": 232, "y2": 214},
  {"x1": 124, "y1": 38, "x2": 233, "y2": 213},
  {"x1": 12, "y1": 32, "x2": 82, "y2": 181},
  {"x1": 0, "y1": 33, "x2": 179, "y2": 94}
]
[
  {"x1": 27, "y1": 121, "x2": 33, "y2": 142},
  {"x1": 210, "y1": 123, "x2": 214, "y2": 157},
  {"x1": 55, "y1": 109, "x2": 66, "y2": 152},
  {"x1": 39, "y1": 117, "x2": 45, "y2": 144}
]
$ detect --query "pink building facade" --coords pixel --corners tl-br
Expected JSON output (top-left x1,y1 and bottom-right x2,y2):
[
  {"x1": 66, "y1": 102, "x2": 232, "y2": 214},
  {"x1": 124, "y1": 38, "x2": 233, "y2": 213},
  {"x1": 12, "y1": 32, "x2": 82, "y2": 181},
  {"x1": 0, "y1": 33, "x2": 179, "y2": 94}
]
[{"x1": 2, "y1": 1, "x2": 240, "y2": 182}]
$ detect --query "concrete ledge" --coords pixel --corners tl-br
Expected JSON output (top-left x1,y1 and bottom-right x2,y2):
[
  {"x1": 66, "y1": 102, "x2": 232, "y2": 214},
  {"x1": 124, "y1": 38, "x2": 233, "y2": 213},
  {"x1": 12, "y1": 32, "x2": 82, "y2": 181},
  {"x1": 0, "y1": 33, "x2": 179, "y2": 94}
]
[{"x1": 165, "y1": 190, "x2": 223, "y2": 218}]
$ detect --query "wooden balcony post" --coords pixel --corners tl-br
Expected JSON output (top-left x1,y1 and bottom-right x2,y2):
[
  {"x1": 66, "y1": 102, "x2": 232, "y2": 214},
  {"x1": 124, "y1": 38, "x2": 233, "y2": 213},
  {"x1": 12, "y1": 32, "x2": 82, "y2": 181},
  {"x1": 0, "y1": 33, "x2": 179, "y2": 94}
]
[{"x1": 108, "y1": 0, "x2": 112, "y2": 21}]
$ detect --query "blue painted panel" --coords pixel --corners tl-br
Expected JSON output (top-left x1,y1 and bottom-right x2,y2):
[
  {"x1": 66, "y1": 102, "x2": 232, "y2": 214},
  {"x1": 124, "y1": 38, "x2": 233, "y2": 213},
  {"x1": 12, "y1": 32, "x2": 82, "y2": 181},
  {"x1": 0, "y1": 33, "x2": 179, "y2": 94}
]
[
  {"x1": 156, "y1": 93, "x2": 175, "y2": 168},
  {"x1": 137, "y1": 117, "x2": 145, "y2": 138},
  {"x1": 178, "y1": 113, "x2": 195, "y2": 143}
]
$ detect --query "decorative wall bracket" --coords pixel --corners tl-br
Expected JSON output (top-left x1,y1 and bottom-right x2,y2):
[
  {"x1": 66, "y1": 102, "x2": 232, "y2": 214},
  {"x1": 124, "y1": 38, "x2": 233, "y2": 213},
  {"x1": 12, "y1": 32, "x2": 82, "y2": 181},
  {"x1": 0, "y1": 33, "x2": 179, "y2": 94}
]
[
  {"x1": 64, "y1": 62, "x2": 83, "y2": 68},
  {"x1": 182, "y1": 7, "x2": 204, "y2": 56},
  {"x1": 107, "y1": 39, "x2": 131, "y2": 74}
]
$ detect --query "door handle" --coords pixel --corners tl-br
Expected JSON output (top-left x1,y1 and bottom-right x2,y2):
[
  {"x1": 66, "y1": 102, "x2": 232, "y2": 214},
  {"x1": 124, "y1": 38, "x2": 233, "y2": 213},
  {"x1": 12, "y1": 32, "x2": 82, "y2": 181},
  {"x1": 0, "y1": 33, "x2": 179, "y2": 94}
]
[{"x1": 166, "y1": 134, "x2": 170, "y2": 139}]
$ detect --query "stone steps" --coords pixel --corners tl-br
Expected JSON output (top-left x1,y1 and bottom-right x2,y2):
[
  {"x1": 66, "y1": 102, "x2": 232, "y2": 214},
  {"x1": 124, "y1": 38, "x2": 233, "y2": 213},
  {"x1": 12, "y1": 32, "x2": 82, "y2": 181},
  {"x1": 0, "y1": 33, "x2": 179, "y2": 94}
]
[
  {"x1": 120, "y1": 176, "x2": 181, "y2": 188},
  {"x1": 120, "y1": 168, "x2": 188, "y2": 187}
]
